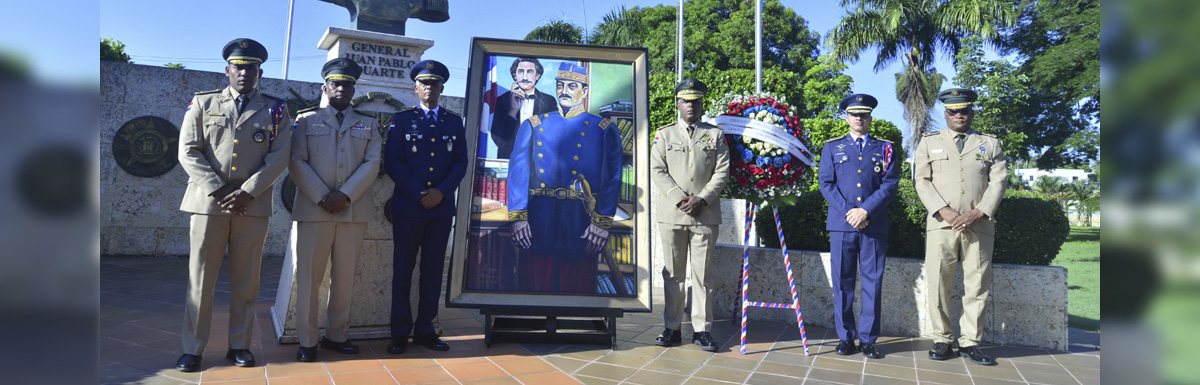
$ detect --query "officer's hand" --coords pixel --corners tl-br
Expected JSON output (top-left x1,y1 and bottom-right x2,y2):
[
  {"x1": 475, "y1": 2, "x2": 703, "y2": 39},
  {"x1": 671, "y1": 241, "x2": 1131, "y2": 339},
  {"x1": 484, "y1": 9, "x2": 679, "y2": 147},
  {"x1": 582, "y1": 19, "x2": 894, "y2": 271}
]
[
  {"x1": 419, "y1": 188, "x2": 444, "y2": 209},
  {"x1": 210, "y1": 184, "x2": 238, "y2": 201},
  {"x1": 319, "y1": 191, "x2": 350, "y2": 214},
  {"x1": 679, "y1": 196, "x2": 704, "y2": 216},
  {"x1": 845, "y1": 208, "x2": 869, "y2": 228},
  {"x1": 854, "y1": 219, "x2": 870, "y2": 230},
  {"x1": 581, "y1": 223, "x2": 610, "y2": 254},
  {"x1": 936, "y1": 206, "x2": 961, "y2": 226},
  {"x1": 950, "y1": 208, "x2": 984, "y2": 232},
  {"x1": 511, "y1": 220, "x2": 532, "y2": 249},
  {"x1": 219, "y1": 189, "x2": 253, "y2": 215}
]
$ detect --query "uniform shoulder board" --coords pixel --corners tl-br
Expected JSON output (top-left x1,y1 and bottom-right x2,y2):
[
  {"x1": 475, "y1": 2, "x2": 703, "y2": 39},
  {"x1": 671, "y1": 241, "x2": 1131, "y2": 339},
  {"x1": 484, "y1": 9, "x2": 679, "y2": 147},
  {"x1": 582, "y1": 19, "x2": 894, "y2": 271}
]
[
  {"x1": 976, "y1": 132, "x2": 997, "y2": 138},
  {"x1": 400, "y1": 106, "x2": 417, "y2": 113},
  {"x1": 350, "y1": 108, "x2": 372, "y2": 116},
  {"x1": 825, "y1": 136, "x2": 843, "y2": 143},
  {"x1": 656, "y1": 123, "x2": 675, "y2": 132},
  {"x1": 923, "y1": 132, "x2": 939, "y2": 137},
  {"x1": 296, "y1": 106, "x2": 320, "y2": 115},
  {"x1": 259, "y1": 92, "x2": 283, "y2": 102},
  {"x1": 529, "y1": 114, "x2": 542, "y2": 127},
  {"x1": 443, "y1": 109, "x2": 461, "y2": 118},
  {"x1": 194, "y1": 89, "x2": 221, "y2": 95},
  {"x1": 876, "y1": 137, "x2": 893, "y2": 143},
  {"x1": 599, "y1": 118, "x2": 612, "y2": 129}
]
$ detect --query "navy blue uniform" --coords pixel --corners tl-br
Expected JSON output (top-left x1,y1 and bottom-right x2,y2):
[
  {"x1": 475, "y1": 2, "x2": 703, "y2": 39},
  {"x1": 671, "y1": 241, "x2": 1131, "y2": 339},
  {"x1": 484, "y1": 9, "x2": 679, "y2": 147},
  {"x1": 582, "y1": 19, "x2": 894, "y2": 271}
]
[
  {"x1": 384, "y1": 106, "x2": 467, "y2": 337},
  {"x1": 507, "y1": 110, "x2": 622, "y2": 293},
  {"x1": 817, "y1": 134, "x2": 900, "y2": 344}
]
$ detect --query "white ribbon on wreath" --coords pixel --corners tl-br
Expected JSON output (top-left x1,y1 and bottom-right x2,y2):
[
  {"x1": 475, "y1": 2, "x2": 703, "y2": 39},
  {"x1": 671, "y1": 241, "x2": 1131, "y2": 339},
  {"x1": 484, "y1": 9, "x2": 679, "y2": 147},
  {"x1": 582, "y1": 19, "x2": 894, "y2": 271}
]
[{"x1": 711, "y1": 115, "x2": 816, "y2": 167}]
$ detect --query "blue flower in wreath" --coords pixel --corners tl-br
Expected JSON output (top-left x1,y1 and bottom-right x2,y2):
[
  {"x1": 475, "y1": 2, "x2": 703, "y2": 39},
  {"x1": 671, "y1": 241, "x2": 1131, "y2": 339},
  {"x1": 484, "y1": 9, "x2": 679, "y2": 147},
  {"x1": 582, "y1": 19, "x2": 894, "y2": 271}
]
[
  {"x1": 732, "y1": 135, "x2": 742, "y2": 141},
  {"x1": 772, "y1": 157, "x2": 785, "y2": 168},
  {"x1": 741, "y1": 149, "x2": 754, "y2": 161},
  {"x1": 756, "y1": 156, "x2": 769, "y2": 167},
  {"x1": 735, "y1": 144, "x2": 745, "y2": 154},
  {"x1": 782, "y1": 154, "x2": 792, "y2": 163}
]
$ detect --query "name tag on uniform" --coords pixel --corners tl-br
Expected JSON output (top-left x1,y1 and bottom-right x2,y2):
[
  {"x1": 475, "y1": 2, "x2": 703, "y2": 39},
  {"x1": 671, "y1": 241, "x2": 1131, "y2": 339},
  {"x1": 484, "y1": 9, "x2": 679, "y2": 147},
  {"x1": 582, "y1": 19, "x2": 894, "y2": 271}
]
[
  {"x1": 932, "y1": 149, "x2": 944, "y2": 154},
  {"x1": 351, "y1": 124, "x2": 370, "y2": 131}
]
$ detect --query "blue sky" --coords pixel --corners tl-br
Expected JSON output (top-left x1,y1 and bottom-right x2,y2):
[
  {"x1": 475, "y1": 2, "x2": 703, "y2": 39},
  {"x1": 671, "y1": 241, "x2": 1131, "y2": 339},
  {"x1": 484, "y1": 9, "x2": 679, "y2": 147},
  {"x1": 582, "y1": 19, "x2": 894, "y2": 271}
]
[{"x1": 99, "y1": 0, "x2": 996, "y2": 143}]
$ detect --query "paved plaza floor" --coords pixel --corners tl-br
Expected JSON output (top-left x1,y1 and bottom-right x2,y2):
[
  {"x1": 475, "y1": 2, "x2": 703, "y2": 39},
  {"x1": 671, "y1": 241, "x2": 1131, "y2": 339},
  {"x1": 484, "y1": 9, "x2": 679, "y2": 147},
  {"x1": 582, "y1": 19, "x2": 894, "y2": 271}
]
[{"x1": 101, "y1": 256, "x2": 1099, "y2": 385}]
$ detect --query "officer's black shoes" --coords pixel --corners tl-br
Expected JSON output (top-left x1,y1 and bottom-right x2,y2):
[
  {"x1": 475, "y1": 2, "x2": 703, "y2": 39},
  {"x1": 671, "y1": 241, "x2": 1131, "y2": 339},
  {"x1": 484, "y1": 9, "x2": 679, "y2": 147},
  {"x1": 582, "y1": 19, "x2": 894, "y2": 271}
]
[
  {"x1": 692, "y1": 332, "x2": 719, "y2": 352},
  {"x1": 835, "y1": 340, "x2": 858, "y2": 355},
  {"x1": 176, "y1": 354, "x2": 201, "y2": 372},
  {"x1": 655, "y1": 329, "x2": 682, "y2": 347},
  {"x1": 862, "y1": 343, "x2": 883, "y2": 359},
  {"x1": 959, "y1": 346, "x2": 996, "y2": 366},
  {"x1": 928, "y1": 342, "x2": 954, "y2": 360},
  {"x1": 226, "y1": 349, "x2": 255, "y2": 367},
  {"x1": 319, "y1": 337, "x2": 360, "y2": 354},
  {"x1": 413, "y1": 334, "x2": 450, "y2": 351},
  {"x1": 297, "y1": 345, "x2": 317, "y2": 362},
  {"x1": 386, "y1": 336, "x2": 408, "y2": 354}
]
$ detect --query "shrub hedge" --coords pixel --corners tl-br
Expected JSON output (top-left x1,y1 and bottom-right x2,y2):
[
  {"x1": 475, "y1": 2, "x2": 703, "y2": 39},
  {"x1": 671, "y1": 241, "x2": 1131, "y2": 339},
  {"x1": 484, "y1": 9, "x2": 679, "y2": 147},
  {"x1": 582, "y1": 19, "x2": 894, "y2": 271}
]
[{"x1": 753, "y1": 182, "x2": 1069, "y2": 265}]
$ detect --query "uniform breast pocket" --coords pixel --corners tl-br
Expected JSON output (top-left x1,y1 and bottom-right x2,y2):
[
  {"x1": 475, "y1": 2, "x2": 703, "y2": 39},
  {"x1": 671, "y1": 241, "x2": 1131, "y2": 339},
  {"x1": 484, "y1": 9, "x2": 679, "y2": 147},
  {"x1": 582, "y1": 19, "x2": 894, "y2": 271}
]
[
  {"x1": 928, "y1": 152, "x2": 949, "y2": 172},
  {"x1": 202, "y1": 116, "x2": 227, "y2": 139},
  {"x1": 306, "y1": 126, "x2": 331, "y2": 155},
  {"x1": 349, "y1": 129, "x2": 371, "y2": 154}
]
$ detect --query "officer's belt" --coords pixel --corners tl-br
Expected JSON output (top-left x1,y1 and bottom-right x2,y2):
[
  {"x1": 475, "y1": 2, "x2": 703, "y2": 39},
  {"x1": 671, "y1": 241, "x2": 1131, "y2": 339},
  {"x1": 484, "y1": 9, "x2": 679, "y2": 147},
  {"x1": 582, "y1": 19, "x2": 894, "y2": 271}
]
[{"x1": 530, "y1": 187, "x2": 590, "y2": 200}]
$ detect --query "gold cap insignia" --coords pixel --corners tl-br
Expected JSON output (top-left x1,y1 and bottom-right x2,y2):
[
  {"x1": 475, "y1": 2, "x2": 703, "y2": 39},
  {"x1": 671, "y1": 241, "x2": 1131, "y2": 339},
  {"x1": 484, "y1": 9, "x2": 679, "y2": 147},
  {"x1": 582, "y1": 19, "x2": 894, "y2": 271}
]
[
  {"x1": 239, "y1": 41, "x2": 249, "y2": 48},
  {"x1": 688, "y1": 80, "x2": 694, "y2": 87},
  {"x1": 340, "y1": 60, "x2": 349, "y2": 68},
  {"x1": 952, "y1": 90, "x2": 960, "y2": 96},
  {"x1": 856, "y1": 96, "x2": 863, "y2": 102},
  {"x1": 428, "y1": 62, "x2": 436, "y2": 69}
]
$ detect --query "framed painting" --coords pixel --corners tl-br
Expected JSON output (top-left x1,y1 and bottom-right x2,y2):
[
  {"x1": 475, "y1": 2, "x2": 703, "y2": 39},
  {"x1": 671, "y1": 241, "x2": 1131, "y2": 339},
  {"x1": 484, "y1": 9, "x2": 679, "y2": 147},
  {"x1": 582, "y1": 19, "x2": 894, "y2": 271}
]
[{"x1": 447, "y1": 38, "x2": 651, "y2": 312}]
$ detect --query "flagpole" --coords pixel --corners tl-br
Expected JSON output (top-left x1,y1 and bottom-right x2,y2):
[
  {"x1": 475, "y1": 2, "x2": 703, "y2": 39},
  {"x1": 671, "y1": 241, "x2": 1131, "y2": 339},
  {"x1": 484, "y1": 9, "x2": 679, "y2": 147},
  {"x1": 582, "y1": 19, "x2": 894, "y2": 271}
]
[
  {"x1": 677, "y1": 0, "x2": 683, "y2": 84},
  {"x1": 755, "y1": 0, "x2": 762, "y2": 93},
  {"x1": 282, "y1": 0, "x2": 296, "y2": 79}
]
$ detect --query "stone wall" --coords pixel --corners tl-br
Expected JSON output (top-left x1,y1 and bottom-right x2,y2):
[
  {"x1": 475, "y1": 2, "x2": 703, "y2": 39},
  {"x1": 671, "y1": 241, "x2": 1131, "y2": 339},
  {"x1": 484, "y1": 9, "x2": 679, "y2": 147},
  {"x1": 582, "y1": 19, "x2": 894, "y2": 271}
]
[
  {"x1": 100, "y1": 62, "x2": 463, "y2": 257},
  {"x1": 705, "y1": 246, "x2": 1070, "y2": 351}
]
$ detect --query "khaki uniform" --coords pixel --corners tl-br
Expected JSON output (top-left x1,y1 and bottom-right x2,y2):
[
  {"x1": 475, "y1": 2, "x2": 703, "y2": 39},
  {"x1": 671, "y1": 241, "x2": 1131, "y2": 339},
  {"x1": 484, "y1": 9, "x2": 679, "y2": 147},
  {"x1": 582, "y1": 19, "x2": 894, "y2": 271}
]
[
  {"x1": 288, "y1": 106, "x2": 382, "y2": 347},
  {"x1": 178, "y1": 87, "x2": 292, "y2": 355},
  {"x1": 913, "y1": 128, "x2": 1007, "y2": 347},
  {"x1": 650, "y1": 121, "x2": 730, "y2": 332}
]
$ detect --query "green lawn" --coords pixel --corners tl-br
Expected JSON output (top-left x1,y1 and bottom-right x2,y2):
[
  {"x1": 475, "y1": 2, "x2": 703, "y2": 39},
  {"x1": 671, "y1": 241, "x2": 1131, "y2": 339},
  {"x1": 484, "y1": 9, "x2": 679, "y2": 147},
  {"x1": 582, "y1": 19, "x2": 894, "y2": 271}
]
[{"x1": 1051, "y1": 226, "x2": 1100, "y2": 331}]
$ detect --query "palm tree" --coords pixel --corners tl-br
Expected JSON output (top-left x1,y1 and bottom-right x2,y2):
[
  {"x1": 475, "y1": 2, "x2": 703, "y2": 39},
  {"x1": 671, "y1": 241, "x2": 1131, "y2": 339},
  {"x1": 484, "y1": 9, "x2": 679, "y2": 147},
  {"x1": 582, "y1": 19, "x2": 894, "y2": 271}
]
[
  {"x1": 525, "y1": 20, "x2": 584, "y2": 44},
  {"x1": 827, "y1": 0, "x2": 1017, "y2": 151},
  {"x1": 589, "y1": 6, "x2": 643, "y2": 47},
  {"x1": 1064, "y1": 179, "x2": 1094, "y2": 224},
  {"x1": 1032, "y1": 175, "x2": 1067, "y2": 210}
]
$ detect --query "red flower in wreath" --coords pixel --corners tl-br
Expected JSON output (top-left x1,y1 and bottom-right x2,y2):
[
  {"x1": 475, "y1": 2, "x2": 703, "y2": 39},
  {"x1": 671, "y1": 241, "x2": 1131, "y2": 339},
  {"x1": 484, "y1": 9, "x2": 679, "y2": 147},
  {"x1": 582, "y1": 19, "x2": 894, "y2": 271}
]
[
  {"x1": 736, "y1": 175, "x2": 750, "y2": 186},
  {"x1": 756, "y1": 180, "x2": 769, "y2": 189}
]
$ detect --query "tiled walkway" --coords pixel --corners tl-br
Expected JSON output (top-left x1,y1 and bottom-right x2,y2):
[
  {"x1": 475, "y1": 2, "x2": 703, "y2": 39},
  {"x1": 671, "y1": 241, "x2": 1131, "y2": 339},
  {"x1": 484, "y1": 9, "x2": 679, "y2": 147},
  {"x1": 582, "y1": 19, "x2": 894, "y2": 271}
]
[{"x1": 101, "y1": 256, "x2": 1100, "y2": 385}]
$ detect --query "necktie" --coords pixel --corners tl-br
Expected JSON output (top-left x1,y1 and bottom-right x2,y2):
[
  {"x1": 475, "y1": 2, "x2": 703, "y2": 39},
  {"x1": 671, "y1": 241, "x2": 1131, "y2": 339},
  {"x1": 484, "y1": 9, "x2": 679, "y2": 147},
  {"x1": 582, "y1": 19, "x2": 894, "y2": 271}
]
[
  {"x1": 427, "y1": 111, "x2": 435, "y2": 121},
  {"x1": 336, "y1": 111, "x2": 345, "y2": 127},
  {"x1": 687, "y1": 125, "x2": 694, "y2": 137},
  {"x1": 856, "y1": 137, "x2": 864, "y2": 152},
  {"x1": 235, "y1": 95, "x2": 247, "y2": 114},
  {"x1": 955, "y1": 134, "x2": 966, "y2": 153}
]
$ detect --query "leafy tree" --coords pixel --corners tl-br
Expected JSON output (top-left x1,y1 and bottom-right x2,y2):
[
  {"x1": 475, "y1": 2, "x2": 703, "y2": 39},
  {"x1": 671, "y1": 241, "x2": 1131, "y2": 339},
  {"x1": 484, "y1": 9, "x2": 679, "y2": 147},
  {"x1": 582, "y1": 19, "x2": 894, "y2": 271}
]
[
  {"x1": 827, "y1": 0, "x2": 1017, "y2": 151},
  {"x1": 524, "y1": 20, "x2": 584, "y2": 44},
  {"x1": 165, "y1": 63, "x2": 186, "y2": 69},
  {"x1": 1005, "y1": 0, "x2": 1099, "y2": 120},
  {"x1": 955, "y1": 35, "x2": 1097, "y2": 168},
  {"x1": 101, "y1": 38, "x2": 132, "y2": 63},
  {"x1": 802, "y1": 55, "x2": 853, "y2": 120}
]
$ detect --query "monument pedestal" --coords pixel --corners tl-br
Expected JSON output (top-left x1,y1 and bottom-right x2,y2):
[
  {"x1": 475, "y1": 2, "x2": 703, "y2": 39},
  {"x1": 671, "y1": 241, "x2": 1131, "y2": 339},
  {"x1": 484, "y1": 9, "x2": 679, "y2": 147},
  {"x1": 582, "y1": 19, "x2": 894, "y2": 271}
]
[{"x1": 271, "y1": 27, "x2": 444, "y2": 344}]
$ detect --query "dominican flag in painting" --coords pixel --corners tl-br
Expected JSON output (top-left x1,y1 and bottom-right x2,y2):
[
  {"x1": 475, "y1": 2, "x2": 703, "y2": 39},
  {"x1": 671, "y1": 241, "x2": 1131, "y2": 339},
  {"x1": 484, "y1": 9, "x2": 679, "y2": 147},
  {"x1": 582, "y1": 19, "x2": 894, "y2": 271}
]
[{"x1": 479, "y1": 55, "x2": 511, "y2": 159}]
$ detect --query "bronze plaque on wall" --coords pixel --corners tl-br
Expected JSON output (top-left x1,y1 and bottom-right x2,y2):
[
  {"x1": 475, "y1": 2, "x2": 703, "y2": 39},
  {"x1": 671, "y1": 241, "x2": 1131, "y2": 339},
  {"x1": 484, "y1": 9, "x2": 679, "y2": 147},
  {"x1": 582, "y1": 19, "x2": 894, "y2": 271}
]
[{"x1": 112, "y1": 116, "x2": 179, "y2": 177}]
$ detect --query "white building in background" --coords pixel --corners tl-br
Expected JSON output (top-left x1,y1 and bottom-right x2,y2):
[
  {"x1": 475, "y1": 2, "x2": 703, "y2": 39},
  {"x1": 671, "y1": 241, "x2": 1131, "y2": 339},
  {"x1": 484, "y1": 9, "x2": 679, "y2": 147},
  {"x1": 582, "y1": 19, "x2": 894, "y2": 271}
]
[{"x1": 1014, "y1": 168, "x2": 1091, "y2": 187}]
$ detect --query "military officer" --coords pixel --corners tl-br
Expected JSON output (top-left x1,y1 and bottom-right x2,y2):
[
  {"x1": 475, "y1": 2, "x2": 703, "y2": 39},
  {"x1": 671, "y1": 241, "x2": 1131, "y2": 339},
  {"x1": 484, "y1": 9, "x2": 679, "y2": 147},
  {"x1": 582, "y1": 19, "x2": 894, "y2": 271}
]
[
  {"x1": 915, "y1": 88, "x2": 1007, "y2": 366},
  {"x1": 817, "y1": 94, "x2": 899, "y2": 359},
  {"x1": 383, "y1": 60, "x2": 467, "y2": 354},
  {"x1": 289, "y1": 58, "x2": 380, "y2": 362},
  {"x1": 649, "y1": 79, "x2": 730, "y2": 352},
  {"x1": 507, "y1": 62, "x2": 623, "y2": 293},
  {"x1": 175, "y1": 38, "x2": 292, "y2": 372}
]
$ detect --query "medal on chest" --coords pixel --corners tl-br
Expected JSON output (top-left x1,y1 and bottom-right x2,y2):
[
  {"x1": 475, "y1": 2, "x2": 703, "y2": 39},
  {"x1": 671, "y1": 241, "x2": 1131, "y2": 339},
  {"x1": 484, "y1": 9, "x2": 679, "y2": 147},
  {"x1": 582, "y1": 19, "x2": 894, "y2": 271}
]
[{"x1": 410, "y1": 121, "x2": 419, "y2": 153}]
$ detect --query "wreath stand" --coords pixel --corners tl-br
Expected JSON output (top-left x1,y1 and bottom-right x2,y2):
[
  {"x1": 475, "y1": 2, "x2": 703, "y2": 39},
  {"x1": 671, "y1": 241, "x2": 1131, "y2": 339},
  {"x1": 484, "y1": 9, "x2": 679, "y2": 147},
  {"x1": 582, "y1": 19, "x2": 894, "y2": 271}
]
[{"x1": 732, "y1": 202, "x2": 810, "y2": 355}]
